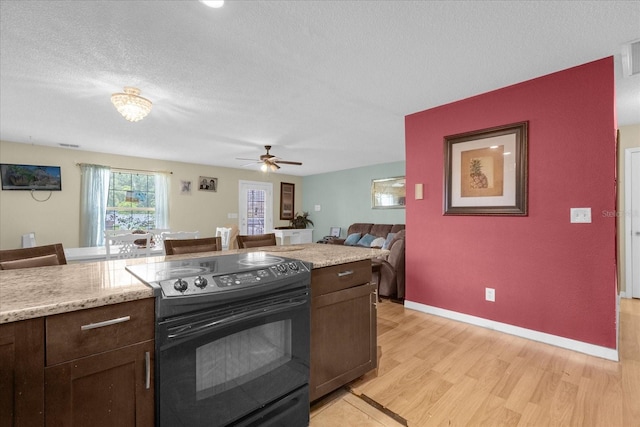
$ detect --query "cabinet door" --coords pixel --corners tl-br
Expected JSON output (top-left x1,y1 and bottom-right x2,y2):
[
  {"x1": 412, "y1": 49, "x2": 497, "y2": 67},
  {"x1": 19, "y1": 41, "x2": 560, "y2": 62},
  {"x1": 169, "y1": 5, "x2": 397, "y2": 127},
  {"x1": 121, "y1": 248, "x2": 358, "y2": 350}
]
[
  {"x1": 0, "y1": 318, "x2": 44, "y2": 427},
  {"x1": 45, "y1": 340, "x2": 154, "y2": 427},
  {"x1": 310, "y1": 282, "x2": 376, "y2": 401}
]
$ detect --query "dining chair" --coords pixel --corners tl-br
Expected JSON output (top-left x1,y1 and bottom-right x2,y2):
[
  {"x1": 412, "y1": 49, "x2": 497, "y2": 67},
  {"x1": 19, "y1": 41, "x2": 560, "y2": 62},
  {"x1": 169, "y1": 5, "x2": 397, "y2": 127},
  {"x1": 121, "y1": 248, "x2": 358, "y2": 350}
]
[
  {"x1": 149, "y1": 228, "x2": 171, "y2": 246},
  {"x1": 0, "y1": 243, "x2": 67, "y2": 270},
  {"x1": 236, "y1": 233, "x2": 277, "y2": 249},
  {"x1": 161, "y1": 231, "x2": 200, "y2": 241},
  {"x1": 215, "y1": 227, "x2": 232, "y2": 250},
  {"x1": 105, "y1": 233, "x2": 152, "y2": 260},
  {"x1": 226, "y1": 225, "x2": 239, "y2": 250},
  {"x1": 164, "y1": 237, "x2": 222, "y2": 255}
]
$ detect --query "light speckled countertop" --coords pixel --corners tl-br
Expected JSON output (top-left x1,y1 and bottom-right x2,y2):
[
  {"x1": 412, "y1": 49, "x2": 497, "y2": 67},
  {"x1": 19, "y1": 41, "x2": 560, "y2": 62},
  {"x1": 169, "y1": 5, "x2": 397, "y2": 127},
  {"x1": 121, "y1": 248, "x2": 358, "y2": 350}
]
[{"x1": 0, "y1": 243, "x2": 385, "y2": 324}]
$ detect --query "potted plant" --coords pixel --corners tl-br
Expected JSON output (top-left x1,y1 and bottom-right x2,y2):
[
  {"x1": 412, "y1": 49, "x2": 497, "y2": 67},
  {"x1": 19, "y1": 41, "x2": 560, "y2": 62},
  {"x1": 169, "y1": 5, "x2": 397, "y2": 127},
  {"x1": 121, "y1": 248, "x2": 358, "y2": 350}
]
[{"x1": 290, "y1": 212, "x2": 314, "y2": 229}]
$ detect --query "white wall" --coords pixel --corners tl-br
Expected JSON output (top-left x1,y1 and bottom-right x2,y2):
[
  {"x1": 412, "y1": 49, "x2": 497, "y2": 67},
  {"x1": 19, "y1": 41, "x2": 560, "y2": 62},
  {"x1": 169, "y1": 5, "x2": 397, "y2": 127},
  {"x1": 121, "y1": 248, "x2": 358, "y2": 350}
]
[
  {"x1": 0, "y1": 140, "x2": 303, "y2": 249},
  {"x1": 302, "y1": 161, "x2": 406, "y2": 241},
  {"x1": 617, "y1": 124, "x2": 640, "y2": 295}
]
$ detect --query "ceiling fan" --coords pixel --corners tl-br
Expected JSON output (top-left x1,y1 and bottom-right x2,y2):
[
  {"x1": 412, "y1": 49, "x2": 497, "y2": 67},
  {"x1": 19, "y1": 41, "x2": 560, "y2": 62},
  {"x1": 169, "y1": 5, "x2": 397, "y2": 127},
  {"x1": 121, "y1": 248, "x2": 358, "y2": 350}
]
[{"x1": 237, "y1": 145, "x2": 303, "y2": 171}]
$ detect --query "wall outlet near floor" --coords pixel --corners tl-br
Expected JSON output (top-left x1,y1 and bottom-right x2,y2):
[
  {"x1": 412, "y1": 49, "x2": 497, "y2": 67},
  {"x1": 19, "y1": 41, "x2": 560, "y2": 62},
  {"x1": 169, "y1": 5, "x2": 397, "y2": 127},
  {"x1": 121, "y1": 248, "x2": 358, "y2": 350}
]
[{"x1": 485, "y1": 287, "x2": 496, "y2": 302}]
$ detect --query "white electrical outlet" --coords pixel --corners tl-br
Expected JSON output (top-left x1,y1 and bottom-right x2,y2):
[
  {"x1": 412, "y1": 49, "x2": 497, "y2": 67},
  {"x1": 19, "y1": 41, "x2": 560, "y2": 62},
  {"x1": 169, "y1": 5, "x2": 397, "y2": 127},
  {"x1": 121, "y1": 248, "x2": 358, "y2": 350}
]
[
  {"x1": 570, "y1": 208, "x2": 591, "y2": 223},
  {"x1": 485, "y1": 287, "x2": 495, "y2": 302}
]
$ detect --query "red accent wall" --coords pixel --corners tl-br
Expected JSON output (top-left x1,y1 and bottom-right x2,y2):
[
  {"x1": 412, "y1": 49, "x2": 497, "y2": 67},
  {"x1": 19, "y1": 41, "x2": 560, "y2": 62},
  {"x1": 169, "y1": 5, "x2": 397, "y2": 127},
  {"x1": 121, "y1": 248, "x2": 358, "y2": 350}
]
[{"x1": 405, "y1": 57, "x2": 617, "y2": 348}]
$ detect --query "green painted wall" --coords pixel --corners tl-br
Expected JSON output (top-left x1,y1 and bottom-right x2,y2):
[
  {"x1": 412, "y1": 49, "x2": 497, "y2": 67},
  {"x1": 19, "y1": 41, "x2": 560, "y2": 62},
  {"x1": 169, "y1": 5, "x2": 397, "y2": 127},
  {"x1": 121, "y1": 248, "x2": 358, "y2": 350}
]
[{"x1": 302, "y1": 161, "x2": 406, "y2": 241}]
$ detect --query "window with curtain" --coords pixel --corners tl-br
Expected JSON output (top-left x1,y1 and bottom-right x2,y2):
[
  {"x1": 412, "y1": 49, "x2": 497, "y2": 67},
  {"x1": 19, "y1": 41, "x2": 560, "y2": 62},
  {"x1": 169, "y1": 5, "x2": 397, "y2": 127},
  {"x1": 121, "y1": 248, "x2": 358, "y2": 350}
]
[
  {"x1": 106, "y1": 171, "x2": 157, "y2": 230},
  {"x1": 80, "y1": 165, "x2": 169, "y2": 246}
]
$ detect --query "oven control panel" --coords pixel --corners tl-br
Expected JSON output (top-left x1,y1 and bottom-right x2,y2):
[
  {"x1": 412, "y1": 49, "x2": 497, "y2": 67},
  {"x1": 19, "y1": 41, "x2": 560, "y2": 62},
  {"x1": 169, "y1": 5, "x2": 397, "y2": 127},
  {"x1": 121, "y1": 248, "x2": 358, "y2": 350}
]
[{"x1": 158, "y1": 260, "x2": 310, "y2": 297}]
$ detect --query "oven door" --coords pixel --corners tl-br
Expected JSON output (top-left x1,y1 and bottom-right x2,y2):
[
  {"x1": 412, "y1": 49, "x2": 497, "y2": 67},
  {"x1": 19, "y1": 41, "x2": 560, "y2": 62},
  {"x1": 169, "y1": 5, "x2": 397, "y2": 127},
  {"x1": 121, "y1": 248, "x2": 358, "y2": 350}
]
[{"x1": 156, "y1": 287, "x2": 310, "y2": 427}]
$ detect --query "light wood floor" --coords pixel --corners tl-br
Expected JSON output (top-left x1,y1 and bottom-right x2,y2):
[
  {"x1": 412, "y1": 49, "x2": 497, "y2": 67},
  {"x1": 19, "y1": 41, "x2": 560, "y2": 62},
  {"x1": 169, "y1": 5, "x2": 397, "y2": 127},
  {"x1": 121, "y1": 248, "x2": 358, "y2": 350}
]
[{"x1": 310, "y1": 297, "x2": 640, "y2": 426}]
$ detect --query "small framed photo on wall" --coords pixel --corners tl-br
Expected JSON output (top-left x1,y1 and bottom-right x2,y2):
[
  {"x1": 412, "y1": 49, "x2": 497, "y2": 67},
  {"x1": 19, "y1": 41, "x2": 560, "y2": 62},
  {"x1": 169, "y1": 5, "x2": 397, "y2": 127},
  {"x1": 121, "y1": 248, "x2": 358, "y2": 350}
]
[{"x1": 198, "y1": 176, "x2": 218, "y2": 192}]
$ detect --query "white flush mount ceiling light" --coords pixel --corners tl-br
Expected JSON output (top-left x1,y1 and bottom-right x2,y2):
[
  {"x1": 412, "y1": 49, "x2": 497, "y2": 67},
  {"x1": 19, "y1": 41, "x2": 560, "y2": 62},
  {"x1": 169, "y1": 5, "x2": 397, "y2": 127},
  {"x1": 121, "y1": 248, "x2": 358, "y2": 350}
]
[
  {"x1": 111, "y1": 87, "x2": 152, "y2": 122},
  {"x1": 200, "y1": 0, "x2": 224, "y2": 8}
]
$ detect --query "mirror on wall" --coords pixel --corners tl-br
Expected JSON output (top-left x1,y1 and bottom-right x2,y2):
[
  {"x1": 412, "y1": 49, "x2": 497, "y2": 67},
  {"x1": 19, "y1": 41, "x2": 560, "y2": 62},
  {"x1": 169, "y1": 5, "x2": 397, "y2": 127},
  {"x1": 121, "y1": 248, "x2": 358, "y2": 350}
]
[{"x1": 371, "y1": 176, "x2": 406, "y2": 209}]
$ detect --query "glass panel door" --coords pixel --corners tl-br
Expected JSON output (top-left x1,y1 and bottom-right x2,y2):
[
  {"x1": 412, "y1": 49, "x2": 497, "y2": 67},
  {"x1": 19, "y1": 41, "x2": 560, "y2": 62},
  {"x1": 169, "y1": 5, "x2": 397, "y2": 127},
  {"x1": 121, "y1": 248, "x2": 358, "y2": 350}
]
[{"x1": 239, "y1": 181, "x2": 273, "y2": 235}]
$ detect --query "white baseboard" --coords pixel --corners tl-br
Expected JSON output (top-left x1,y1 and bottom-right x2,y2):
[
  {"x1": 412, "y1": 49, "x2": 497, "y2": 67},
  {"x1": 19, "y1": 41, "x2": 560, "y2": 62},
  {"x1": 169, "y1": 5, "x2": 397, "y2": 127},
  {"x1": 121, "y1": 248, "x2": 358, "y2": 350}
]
[{"x1": 403, "y1": 300, "x2": 619, "y2": 361}]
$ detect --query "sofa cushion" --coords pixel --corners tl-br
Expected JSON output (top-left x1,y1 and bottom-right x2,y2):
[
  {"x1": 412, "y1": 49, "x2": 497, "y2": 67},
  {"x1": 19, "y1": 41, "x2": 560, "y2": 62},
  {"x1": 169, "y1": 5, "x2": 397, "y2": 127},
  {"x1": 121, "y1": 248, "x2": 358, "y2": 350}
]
[
  {"x1": 370, "y1": 237, "x2": 386, "y2": 248},
  {"x1": 390, "y1": 224, "x2": 405, "y2": 234},
  {"x1": 382, "y1": 233, "x2": 396, "y2": 250},
  {"x1": 369, "y1": 224, "x2": 393, "y2": 238},
  {"x1": 356, "y1": 233, "x2": 376, "y2": 247},
  {"x1": 344, "y1": 233, "x2": 362, "y2": 246},
  {"x1": 346, "y1": 223, "x2": 374, "y2": 237}
]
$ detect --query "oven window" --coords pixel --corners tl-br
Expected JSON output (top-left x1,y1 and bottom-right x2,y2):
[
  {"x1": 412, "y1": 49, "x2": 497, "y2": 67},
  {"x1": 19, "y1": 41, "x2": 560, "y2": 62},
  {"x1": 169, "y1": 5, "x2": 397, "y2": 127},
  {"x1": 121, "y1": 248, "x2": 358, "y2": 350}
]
[{"x1": 195, "y1": 319, "x2": 292, "y2": 400}]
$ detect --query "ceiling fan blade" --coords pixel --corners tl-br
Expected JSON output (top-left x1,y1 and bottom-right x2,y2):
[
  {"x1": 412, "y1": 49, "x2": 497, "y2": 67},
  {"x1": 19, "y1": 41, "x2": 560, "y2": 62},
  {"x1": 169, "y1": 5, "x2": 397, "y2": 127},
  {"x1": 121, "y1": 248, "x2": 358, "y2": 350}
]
[
  {"x1": 236, "y1": 157, "x2": 260, "y2": 161},
  {"x1": 275, "y1": 160, "x2": 302, "y2": 166}
]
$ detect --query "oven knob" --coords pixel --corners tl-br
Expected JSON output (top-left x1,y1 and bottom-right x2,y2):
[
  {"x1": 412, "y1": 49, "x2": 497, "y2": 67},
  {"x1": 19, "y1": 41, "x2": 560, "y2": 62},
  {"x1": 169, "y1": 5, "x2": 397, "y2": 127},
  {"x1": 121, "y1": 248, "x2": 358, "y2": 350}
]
[
  {"x1": 288, "y1": 262, "x2": 298, "y2": 271},
  {"x1": 276, "y1": 264, "x2": 288, "y2": 273},
  {"x1": 173, "y1": 279, "x2": 188, "y2": 292},
  {"x1": 194, "y1": 276, "x2": 208, "y2": 288}
]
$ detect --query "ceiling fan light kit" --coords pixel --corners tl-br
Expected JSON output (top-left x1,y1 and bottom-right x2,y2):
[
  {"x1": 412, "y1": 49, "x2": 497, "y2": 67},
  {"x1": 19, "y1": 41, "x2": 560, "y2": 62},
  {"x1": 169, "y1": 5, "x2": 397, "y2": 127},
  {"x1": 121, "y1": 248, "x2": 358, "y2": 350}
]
[
  {"x1": 111, "y1": 87, "x2": 152, "y2": 122},
  {"x1": 238, "y1": 145, "x2": 302, "y2": 172}
]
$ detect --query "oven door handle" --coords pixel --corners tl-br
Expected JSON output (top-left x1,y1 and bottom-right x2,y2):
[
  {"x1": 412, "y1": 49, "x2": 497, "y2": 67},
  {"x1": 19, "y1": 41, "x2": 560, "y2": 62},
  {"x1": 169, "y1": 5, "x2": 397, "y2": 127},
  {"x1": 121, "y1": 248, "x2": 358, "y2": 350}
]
[{"x1": 167, "y1": 299, "x2": 307, "y2": 341}]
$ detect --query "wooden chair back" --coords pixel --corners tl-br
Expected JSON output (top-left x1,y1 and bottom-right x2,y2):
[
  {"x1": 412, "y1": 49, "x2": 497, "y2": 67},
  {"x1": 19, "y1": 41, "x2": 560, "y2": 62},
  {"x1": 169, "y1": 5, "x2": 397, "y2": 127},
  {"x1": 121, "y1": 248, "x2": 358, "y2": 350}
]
[
  {"x1": 164, "y1": 237, "x2": 222, "y2": 255},
  {"x1": 0, "y1": 243, "x2": 67, "y2": 270},
  {"x1": 236, "y1": 233, "x2": 277, "y2": 249}
]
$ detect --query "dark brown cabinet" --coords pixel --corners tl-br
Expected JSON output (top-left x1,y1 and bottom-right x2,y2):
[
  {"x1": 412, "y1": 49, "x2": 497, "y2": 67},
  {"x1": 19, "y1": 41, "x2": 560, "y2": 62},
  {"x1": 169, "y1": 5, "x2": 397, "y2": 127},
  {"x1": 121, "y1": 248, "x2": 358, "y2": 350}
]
[
  {"x1": 309, "y1": 259, "x2": 377, "y2": 401},
  {"x1": 44, "y1": 298, "x2": 155, "y2": 427},
  {"x1": 0, "y1": 318, "x2": 45, "y2": 427}
]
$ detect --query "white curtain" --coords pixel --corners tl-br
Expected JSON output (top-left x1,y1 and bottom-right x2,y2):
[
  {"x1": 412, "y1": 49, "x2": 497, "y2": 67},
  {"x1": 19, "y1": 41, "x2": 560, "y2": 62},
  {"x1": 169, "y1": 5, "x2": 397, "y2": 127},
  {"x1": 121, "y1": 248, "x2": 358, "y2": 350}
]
[
  {"x1": 155, "y1": 172, "x2": 170, "y2": 229},
  {"x1": 79, "y1": 164, "x2": 111, "y2": 247}
]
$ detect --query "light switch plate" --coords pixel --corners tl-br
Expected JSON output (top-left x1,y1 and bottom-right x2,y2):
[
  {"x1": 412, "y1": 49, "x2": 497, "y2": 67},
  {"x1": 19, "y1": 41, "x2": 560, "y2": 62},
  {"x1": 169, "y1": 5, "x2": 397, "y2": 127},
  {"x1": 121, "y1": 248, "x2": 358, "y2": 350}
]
[
  {"x1": 314, "y1": 205, "x2": 321, "y2": 211},
  {"x1": 570, "y1": 208, "x2": 591, "y2": 223}
]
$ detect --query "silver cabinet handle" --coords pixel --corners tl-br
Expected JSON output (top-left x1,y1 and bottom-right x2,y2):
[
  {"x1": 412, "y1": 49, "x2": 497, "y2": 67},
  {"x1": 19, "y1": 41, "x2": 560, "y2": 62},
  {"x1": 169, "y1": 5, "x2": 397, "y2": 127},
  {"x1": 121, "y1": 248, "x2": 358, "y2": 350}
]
[
  {"x1": 145, "y1": 351, "x2": 151, "y2": 390},
  {"x1": 81, "y1": 315, "x2": 131, "y2": 330},
  {"x1": 337, "y1": 270, "x2": 354, "y2": 277}
]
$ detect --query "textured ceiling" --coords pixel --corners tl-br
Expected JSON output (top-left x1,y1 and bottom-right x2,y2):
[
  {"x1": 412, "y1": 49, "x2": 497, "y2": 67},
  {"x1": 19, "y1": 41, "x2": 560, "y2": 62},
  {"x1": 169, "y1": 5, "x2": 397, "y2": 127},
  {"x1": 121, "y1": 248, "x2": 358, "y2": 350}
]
[{"x1": 1, "y1": 1, "x2": 639, "y2": 176}]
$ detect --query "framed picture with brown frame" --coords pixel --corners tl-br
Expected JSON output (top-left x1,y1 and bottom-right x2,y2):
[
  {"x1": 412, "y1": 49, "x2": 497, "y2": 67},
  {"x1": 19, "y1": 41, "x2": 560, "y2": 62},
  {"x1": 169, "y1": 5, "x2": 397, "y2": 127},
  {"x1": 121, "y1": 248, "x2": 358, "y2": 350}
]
[
  {"x1": 280, "y1": 182, "x2": 295, "y2": 220},
  {"x1": 443, "y1": 121, "x2": 528, "y2": 216}
]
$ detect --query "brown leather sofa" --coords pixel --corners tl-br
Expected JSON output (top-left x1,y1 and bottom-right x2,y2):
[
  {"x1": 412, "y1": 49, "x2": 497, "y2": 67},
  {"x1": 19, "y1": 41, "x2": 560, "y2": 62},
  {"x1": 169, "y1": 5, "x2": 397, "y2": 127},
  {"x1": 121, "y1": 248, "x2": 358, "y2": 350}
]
[{"x1": 327, "y1": 223, "x2": 405, "y2": 247}]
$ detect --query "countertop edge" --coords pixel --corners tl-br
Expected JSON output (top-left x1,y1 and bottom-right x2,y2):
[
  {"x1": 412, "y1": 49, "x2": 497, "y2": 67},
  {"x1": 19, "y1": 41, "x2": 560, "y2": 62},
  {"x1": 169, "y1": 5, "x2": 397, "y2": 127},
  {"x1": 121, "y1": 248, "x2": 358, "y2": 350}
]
[{"x1": 1, "y1": 244, "x2": 385, "y2": 324}]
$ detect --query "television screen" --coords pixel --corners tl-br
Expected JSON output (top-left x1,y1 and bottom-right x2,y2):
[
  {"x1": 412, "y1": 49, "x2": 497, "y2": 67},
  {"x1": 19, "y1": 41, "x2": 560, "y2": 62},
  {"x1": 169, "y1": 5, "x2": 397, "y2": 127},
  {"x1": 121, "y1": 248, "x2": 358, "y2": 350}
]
[{"x1": 0, "y1": 164, "x2": 62, "y2": 191}]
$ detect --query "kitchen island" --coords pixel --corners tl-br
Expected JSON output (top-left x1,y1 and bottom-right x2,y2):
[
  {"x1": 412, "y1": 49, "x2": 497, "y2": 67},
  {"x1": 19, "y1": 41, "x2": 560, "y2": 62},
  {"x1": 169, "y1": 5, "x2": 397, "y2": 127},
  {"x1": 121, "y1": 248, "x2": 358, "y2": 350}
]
[
  {"x1": 0, "y1": 243, "x2": 385, "y2": 426},
  {"x1": 0, "y1": 243, "x2": 384, "y2": 322}
]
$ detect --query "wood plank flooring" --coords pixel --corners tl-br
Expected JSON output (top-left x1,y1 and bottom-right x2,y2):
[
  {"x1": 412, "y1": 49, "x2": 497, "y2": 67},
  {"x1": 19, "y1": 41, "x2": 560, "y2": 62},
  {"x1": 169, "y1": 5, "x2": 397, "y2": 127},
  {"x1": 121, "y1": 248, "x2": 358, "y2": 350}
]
[{"x1": 310, "y1": 298, "x2": 640, "y2": 426}]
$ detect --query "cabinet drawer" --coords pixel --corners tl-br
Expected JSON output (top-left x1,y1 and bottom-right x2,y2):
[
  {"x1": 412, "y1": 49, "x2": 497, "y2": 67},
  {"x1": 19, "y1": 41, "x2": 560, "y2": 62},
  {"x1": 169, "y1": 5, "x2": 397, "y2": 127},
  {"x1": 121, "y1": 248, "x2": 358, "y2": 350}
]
[
  {"x1": 46, "y1": 298, "x2": 154, "y2": 366},
  {"x1": 311, "y1": 260, "x2": 371, "y2": 297}
]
